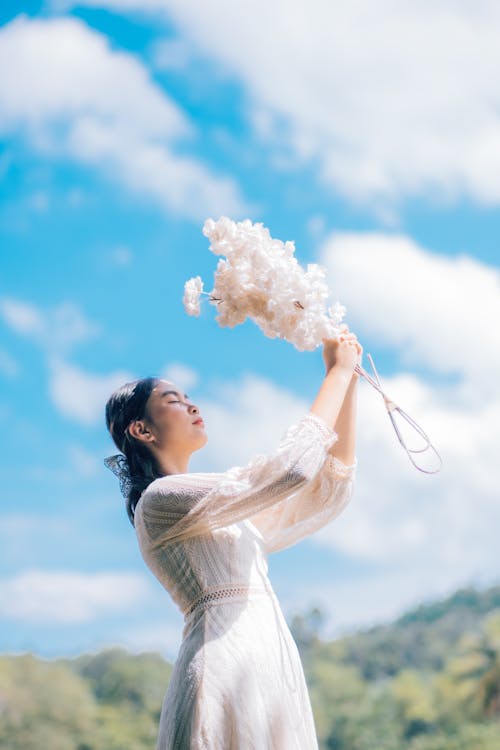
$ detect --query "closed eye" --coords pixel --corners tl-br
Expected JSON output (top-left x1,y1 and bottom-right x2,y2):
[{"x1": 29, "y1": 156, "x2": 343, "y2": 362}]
[{"x1": 162, "y1": 390, "x2": 189, "y2": 400}]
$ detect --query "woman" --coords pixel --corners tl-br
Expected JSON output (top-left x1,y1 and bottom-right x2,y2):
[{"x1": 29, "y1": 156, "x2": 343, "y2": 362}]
[{"x1": 104, "y1": 329, "x2": 361, "y2": 749}]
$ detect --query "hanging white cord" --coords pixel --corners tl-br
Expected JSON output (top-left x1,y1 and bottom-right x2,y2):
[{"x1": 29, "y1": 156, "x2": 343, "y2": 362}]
[{"x1": 354, "y1": 354, "x2": 443, "y2": 474}]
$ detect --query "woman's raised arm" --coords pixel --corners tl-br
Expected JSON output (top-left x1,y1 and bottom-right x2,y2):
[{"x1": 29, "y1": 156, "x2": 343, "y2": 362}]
[
  {"x1": 309, "y1": 334, "x2": 359, "y2": 429},
  {"x1": 137, "y1": 338, "x2": 359, "y2": 547}
]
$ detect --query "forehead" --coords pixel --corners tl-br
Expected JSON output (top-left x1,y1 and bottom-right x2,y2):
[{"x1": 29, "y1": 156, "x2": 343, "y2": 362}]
[{"x1": 151, "y1": 380, "x2": 187, "y2": 397}]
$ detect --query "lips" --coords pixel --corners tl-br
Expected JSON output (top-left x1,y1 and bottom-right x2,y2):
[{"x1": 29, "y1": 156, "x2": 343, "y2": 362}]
[{"x1": 193, "y1": 418, "x2": 204, "y2": 425}]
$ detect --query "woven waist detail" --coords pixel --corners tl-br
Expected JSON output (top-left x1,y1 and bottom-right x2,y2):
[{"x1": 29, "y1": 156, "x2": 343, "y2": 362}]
[{"x1": 184, "y1": 584, "x2": 271, "y2": 618}]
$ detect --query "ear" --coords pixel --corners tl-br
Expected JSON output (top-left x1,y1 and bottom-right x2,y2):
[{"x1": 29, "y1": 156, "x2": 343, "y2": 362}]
[{"x1": 127, "y1": 419, "x2": 153, "y2": 443}]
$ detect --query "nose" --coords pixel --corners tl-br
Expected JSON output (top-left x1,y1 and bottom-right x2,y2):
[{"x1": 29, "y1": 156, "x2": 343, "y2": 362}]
[{"x1": 188, "y1": 403, "x2": 199, "y2": 415}]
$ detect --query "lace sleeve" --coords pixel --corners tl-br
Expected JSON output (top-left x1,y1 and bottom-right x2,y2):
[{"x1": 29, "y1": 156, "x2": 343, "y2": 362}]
[
  {"x1": 247, "y1": 453, "x2": 357, "y2": 554},
  {"x1": 138, "y1": 412, "x2": 338, "y2": 548}
]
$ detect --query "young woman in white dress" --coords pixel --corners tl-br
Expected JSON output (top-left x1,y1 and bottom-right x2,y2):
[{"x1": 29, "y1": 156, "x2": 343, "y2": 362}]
[{"x1": 104, "y1": 329, "x2": 362, "y2": 749}]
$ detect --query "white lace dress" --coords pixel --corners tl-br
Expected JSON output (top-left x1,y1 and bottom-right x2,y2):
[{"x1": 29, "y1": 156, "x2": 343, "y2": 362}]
[{"x1": 134, "y1": 412, "x2": 357, "y2": 750}]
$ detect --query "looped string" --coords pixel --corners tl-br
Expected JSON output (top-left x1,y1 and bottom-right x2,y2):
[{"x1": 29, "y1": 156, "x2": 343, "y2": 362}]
[
  {"x1": 104, "y1": 453, "x2": 132, "y2": 498},
  {"x1": 354, "y1": 354, "x2": 443, "y2": 474}
]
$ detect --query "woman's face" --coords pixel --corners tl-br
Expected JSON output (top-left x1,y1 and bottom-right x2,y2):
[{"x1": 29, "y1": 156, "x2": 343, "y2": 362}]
[{"x1": 142, "y1": 379, "x2": 207, "y2": 452}]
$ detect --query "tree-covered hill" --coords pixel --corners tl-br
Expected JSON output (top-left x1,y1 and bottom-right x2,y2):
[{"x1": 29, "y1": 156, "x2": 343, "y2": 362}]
[
  {"x1": 291, "y1": 583, "x2": 500, "y2": 749},
  {"x1": 312, "y1": 584, "x2": 500, "y2": 681}
]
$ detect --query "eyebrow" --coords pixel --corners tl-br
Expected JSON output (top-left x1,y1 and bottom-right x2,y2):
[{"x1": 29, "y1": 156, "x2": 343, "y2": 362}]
[{"x1": 161, "y1": 389, "x2": 189, "y2": 399}]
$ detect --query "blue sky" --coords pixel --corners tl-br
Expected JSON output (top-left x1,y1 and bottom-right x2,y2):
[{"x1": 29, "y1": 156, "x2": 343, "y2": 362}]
[{"x1": 1, "y1": 0, "x2": 499, "y2": 660}]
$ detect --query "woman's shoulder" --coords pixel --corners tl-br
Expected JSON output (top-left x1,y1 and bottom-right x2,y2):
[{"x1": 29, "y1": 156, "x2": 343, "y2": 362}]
[
  {"x1": 140, "y1": 471, "x2": 223, "y2": 503},
  {"x1": 135, "y1": 472, "x2": 223, "y2": 521}
]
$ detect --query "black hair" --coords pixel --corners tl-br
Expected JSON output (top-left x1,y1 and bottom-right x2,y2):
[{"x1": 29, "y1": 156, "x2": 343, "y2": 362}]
[{"x1": 105, "y1": 376, "x2": 162, "y2": 526}]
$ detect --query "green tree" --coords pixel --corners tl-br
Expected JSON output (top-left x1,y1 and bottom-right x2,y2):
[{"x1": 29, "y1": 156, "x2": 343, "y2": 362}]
[{"x1": 0, "y1": 654, "x2": 97, "y2": 750}]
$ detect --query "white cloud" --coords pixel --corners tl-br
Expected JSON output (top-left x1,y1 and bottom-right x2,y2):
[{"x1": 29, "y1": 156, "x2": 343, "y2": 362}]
[
  {"x1": 0, "y1": 297, "x2": 44, "y2": 337},
  {"x1": 301, "y1": 233, "x2": 500, "y2": 585},
  {"x1": 66, "y1": 116, "x2": 246, "y2": 219},
  {"x1": 65, "y1": 0, "x2": 500, "y2": 210},
  {"x1": 0, "y1": 297, "x2": 101, "y2": 354},
  {"x1": 0, "y1": 15, "x2": 245, "y2": 220},
  {"x1": 0, "y1": 569, "x2": 151, "y2": 623},
  {"x1": 320, "y1": 232, "x2": 500, "y2": 392},
  {"x1": 48, "y1": 356, "x2": 134, "y2": 426},
  {"x1": 0, "y1": 15, "x2": 185, "y2": 140}
]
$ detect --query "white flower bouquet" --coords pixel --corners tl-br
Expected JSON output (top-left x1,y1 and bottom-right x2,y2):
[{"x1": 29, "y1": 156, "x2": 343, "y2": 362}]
[
  {"x1": 183, "y1": 216, "x2": 347, "y2": 351},
  {"x1": 183, "y1": 216, "x2": 442, "y2": 474}
]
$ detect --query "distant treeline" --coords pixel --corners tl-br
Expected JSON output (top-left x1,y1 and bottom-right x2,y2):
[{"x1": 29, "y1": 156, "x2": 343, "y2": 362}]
[{"x1": 1, "y1": 584, "x2": 499, "y2": 749}]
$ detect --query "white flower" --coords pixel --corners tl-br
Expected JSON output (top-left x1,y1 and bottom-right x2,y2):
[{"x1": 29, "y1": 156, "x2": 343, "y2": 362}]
[
  {"x1": 183, "y1": 276, "x2": 204, "y2": 317},
  {"x1": 184, "y1": 217, "x2": 347, "y2": 350}
]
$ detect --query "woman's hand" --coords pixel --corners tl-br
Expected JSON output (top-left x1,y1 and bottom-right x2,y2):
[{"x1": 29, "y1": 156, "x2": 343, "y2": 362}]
[{"x1": 322, "y1": 324, "x2": 363, "y2": 379}]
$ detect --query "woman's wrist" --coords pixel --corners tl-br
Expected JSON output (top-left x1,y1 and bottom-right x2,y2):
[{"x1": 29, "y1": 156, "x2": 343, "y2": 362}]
[
  {"x1": 325, "y1": 362, "x2": 360, "y2": 384},
  {"x1": 326, "y1": 363, "x2": 354, "y2": 382}
]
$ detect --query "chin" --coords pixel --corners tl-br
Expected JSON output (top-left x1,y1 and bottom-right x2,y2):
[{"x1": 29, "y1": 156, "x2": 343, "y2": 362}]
[{"x1": 195, "y1": 433, "x2": 208, "y2": 449}]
